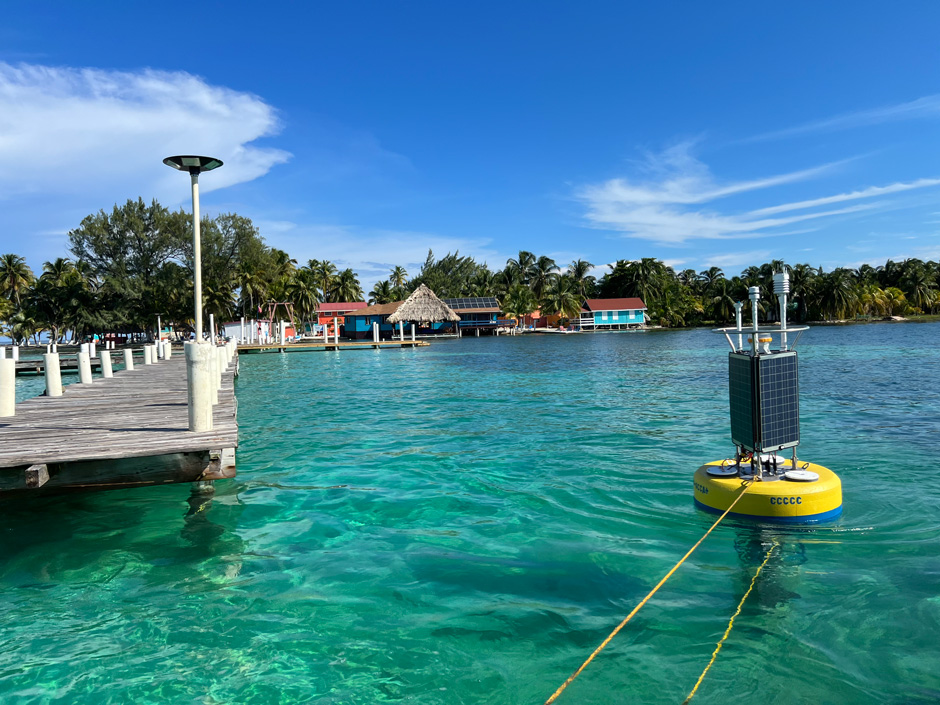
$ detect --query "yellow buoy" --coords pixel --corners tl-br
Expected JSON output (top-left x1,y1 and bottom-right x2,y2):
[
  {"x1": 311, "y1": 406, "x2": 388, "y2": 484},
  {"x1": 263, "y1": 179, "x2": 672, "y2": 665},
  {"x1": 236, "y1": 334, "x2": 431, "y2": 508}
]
[{"x1": 693, "y1": 460, "x2": 842, "y2": 523}]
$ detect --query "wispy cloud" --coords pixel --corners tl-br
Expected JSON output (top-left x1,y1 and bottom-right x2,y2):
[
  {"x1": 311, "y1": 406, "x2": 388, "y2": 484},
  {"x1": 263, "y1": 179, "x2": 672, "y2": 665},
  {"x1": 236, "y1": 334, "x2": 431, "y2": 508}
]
[
  {"x1": 704, "y1": 250, "x2": 771, "y2": 269},
  {"x1": 0, "y1": 62, "x2": 290, "y2": 201},
  {"x1": 745, "y1": 94, "x2": 940, "y2": 142},
  {"x1": 576, "y1": 143, "x2": 939, "y2": 245}
]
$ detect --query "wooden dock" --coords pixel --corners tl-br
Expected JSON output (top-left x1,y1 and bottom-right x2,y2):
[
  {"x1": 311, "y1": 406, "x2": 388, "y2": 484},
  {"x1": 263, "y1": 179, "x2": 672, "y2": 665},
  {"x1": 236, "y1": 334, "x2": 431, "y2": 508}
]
[
  {"x1": 0, "y1": 353, "x2": 238, "y2": 495},
  {"x1": 237, "y1": 339, "x2": 429, "y2": 353}
]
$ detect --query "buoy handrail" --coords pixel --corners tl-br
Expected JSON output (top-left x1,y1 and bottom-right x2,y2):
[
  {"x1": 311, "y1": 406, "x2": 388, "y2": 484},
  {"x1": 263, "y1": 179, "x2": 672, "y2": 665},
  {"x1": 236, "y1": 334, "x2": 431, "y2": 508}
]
[
  {"x1": 543, "y1": 481, "x2": 753, "y2": 705},
  {"x1": 712, "y1": 324, "x2": 808, "y2": 352}
]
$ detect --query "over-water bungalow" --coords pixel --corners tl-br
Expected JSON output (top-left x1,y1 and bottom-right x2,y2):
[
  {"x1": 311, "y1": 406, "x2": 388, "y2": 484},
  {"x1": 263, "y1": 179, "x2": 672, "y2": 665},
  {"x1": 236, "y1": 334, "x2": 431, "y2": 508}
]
[
  {"x1": 344, "y1": 287, "x2": 461, "y2": 339},
  {"x1": 577, "y1": 297, "x2": 647, "y2": 331},
  {"x1": 442, "y1": 297, "x2": 506, "y2": 335},
  {"x1": 316, "y1": 302, "x2": 368, "y2": 336}
]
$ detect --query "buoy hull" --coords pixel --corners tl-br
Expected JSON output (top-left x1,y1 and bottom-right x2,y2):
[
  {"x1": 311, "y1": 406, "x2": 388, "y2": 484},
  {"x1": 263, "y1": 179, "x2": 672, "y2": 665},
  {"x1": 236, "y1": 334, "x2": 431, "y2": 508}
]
[{"x1": 693, "y1": 461, "x2": 842, "y2": 524}]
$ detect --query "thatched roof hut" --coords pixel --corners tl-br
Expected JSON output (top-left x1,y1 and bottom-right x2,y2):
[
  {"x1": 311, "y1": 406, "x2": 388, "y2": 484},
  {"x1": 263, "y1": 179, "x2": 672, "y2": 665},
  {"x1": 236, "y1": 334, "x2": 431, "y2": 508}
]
[{"x1": 387, "y1": 284, "x2": 460, "y2": 324}]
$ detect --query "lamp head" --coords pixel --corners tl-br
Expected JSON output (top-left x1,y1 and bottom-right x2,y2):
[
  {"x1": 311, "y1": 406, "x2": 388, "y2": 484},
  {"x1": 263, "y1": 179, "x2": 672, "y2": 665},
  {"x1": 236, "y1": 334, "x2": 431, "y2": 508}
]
[{"x1": 163, "y1": 155, "x2": 224, "y2": 175}]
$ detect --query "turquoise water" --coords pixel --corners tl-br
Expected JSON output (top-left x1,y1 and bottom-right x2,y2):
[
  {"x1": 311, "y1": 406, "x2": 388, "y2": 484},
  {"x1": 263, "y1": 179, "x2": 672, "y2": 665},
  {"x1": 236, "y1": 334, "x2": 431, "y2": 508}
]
[{"x1": 2, "y1": 324, "x2": 939, "y2": 704}]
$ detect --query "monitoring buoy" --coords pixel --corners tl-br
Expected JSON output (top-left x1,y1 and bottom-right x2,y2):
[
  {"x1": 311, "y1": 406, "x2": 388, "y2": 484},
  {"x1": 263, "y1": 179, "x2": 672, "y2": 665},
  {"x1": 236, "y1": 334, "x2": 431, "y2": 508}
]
[{"x1": 698, "y1": 274, "x2": 843, "y2": 524}]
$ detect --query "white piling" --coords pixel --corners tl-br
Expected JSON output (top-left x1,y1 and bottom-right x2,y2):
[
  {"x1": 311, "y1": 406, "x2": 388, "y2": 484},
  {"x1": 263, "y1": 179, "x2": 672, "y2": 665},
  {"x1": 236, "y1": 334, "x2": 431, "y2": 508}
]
[
  {"x1": 166, "y1": 340, "x2": 173, "y2": 359},
  {"x1": 80, "y1": 343, "x2": 88, "y2": 357},
  {"x1": 209, "y1": 313, "x2": 215, "y2": 343},
  {"x1": 124, "y1": 348, "x2": 134, "y2": 371},
  {"x1": 78, "y1": 351, "x2": 93, "y2": 384},
  {"x1": 0, "y1": 347, "x2": 6, "y2": 359},
  {"x1": 373, "y1": 322, "x2": 379, "y2": 343},
  {"x1": 208, "y1": 346, "x2": 219, "y2": 405},
  {"x1": 52, "y1": 342, "x2": 58, "y2": 353},
  {"x1": 185, "y1": 342, "x2": 214, "y2": 431},
  {"x1": 12, "y1": 345, "x2": 19, "y2": 362},
  {"x1": 43, "y1": 352, "x2": 62, "y2": 397},
  {"x1": 143, "y1": 345, "x2": 153, "y2": 365},
  {"x1": 399, "y1": 321, "x2": 405, "y2": 342},
  {"x1": 0, "y1": 358, "x2": 14, "y2": 416},
  {"x1": 90, "y1": 341, "x2": 96, "y2": 358},
  {"x1": 240, "y1": 317, "x2": 245, "y2": 343},
  {"x1": 411, "y1": 325, "x2": 416, "y2": 342},
  {"x1": 101, "y1": 350, "x2": 113, "y2": 378}
]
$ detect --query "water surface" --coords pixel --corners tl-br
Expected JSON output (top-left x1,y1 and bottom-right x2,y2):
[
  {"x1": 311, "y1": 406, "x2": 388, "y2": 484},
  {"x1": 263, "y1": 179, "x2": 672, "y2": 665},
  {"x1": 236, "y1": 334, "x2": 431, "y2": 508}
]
[{"x1": 1, "y1": 324, "x2": 938, "y2": 704}]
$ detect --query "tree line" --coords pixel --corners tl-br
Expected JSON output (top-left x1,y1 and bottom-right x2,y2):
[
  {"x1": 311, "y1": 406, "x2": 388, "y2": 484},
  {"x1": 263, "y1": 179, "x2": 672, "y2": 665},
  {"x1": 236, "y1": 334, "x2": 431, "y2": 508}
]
[{"x1": 1, "y1": 197, "x2": 938, "y2": 342}]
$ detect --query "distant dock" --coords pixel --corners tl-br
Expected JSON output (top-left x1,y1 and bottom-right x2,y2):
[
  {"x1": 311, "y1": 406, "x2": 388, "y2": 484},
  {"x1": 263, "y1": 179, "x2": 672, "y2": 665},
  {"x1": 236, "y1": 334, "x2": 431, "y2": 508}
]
[
  {"x1": 0, "y1": 352, "x2": 237, "y2": 495},
  {"x1": 237, "y1": 339, "x2": 429, "y2": 354}
]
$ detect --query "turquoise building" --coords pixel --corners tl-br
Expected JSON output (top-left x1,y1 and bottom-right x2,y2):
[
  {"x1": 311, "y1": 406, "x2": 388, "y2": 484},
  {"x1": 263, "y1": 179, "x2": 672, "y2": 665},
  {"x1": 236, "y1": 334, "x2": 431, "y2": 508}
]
[{"x1": 578, "y1": 298, "x2": 647, "y2": 330}]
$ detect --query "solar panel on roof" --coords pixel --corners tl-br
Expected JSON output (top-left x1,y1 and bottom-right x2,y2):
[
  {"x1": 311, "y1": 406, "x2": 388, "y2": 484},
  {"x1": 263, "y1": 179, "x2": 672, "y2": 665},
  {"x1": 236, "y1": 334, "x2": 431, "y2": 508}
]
[{"x1": 442, "y1": 297, "x2": 499, "y2": 309}]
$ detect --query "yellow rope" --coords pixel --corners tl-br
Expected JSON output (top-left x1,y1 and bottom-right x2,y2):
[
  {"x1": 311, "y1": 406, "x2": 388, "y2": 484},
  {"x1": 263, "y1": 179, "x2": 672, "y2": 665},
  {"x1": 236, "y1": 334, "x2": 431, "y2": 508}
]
[
  {"x1": 682, "y1": 539, "x2": 778, "y2": 704},
  {"x1": 544, "y1": 481, "x2": 753, "y2": 705}
]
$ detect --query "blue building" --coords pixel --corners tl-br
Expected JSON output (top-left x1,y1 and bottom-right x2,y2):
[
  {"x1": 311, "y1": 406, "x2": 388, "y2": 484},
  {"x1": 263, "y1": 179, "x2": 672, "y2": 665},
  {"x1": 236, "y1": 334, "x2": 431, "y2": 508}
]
[
  {"x1": 343, "y1": 301, "x2": 459, "y2": 339},
  {"x1": 442, "y1": 297, "x2": 506, "y2": 335},
  {"x1": 577, "y1": 298, "x2": 647, "y2": 330}
]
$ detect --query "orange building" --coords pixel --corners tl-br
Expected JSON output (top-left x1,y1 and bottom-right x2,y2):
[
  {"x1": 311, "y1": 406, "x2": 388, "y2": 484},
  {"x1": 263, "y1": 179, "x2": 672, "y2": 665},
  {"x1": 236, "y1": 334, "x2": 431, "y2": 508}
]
[{"x1": 317, "y1": 302, "x2": 368, "y2": 335}]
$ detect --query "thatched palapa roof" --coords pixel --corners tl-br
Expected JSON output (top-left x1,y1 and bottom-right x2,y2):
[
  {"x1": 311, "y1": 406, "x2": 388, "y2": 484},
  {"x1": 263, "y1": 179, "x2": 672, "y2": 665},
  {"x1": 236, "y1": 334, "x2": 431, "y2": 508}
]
[{"x1": 387, "y1": 284, "x2": 460, "y2": 324}]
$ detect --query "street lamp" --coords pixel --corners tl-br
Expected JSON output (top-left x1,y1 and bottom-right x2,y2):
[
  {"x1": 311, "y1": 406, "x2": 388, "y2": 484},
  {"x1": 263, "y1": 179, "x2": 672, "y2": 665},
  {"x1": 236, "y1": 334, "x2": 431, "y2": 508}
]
[{"x1": 163, "y1": 155, "x2": 223, "y2": 342}]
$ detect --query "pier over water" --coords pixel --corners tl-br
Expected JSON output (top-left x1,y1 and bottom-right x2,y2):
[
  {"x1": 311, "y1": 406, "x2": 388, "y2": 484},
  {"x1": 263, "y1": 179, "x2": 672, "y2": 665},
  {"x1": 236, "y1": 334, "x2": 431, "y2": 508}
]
[{"x1": 0, "y1": 352, "x2": 238, "y2": 495}]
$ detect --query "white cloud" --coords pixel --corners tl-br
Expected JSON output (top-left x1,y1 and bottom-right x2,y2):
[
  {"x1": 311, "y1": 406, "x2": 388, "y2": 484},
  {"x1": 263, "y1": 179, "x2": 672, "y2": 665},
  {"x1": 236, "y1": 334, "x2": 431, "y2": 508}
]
[
  {"x1": 746, "y1": 95, "x2": 940, "y2": 142},
  {"x1": 576, "y1": 143, "x2": 938, "y2": 245},
  {"x1": 0, "y1": 62, "x2": 290, "y2": 202},
  {"x1": 704, "y1": 250, "x2": 771, "y2": 269}
]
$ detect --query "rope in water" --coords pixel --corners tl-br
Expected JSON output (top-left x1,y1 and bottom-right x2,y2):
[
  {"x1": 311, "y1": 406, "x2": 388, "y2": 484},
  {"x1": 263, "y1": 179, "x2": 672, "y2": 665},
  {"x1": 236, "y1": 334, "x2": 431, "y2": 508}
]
[
  {"x1": 681, "y1": 538, "x2": 778, "y2": 704},
  {"x1": 544, "y1": 481, "x2": 753, "y2": 705}
]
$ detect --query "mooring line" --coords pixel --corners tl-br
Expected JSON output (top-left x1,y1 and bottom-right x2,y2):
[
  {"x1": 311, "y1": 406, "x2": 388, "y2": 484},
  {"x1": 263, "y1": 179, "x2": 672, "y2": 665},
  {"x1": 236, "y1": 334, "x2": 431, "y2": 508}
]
[
  {"x1": 681, "y1": 538, "x2": 778, "y2": 704},
  {"x1": 544, "y1": 481, "x2": 753, "y2": 705}
]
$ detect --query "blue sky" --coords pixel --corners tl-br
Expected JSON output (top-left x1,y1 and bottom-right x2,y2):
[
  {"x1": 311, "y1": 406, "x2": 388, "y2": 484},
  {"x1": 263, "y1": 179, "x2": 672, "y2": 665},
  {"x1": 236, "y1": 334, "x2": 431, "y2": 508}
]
[{"x1": 2, "y1": 2, "x2": 940, "y2": 292}]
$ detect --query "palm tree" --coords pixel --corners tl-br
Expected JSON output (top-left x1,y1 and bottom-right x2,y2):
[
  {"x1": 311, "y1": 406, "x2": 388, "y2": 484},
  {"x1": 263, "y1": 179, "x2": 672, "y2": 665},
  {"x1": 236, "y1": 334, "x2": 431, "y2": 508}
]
[
  {"x1": 390, "y1": 265, "x2": 408, "y2": 293},
  {"x1": 541, "y1": 275, "x2": 582, "y2": 321},
  {"x1": 567, "y1": 259, "x2": 594, "y2": 299},
  {"x1": 816, "y1": 268, "x2": 858, "y2": 320},
  {"x1": 507, "y1": 251, "x2": 536, "y2": 286},
  {"x1": 528, "y1": 255, "x2": 558, "y2": 303},
  {"x1": 709, "y1": 278, "x2": 736, "y2": 322},
  {"x1": 330, "y1": 268, "x2": 363, "y2": 302},
  {"x1": 900, "y1": 260, "x2": 936, "y2": 312},
  {"x1": 369, "y1": 280, "x2": 394, "y2": 305},
  {"x1": 501, "y1": 284, "x2": 536, "y2": 329},
  {"x1": 0, "y1": 254, "x2": 34, "y2": 308},
  {"x1": 313, "y1": 260, "x2": 337, "y2": 302},
  {"x1": 287, "y1": 275, "x2": 319, "y2": 332}
]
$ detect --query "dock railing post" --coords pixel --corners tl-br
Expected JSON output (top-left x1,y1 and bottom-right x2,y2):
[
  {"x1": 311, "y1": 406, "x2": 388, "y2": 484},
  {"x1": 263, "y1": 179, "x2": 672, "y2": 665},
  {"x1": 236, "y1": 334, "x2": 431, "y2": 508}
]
[
  {"x1": 43, "y1": 352, "x2": 62, "y2": 397},
  {"x1": 12, "y1": 345, "x2": 20, "y2": 362},
  {"x1": 144, "y1": 346, "x2": 153, "y2": 365},
  {"x1": 0, "y1": 357, "x2": 16, "y2": 416},
  {"x1": 399, "y1": 321, "x2": 404, "y2": 342},
  {"x1": 165, "y1": 341, "x2": 173, "y2": 360},
  {"x1": 209, "y1": 346, "x2": 219, "y2": 405},
  {"x1": 373, "y1": 322, "x2": 379, "y2": 343},
  {"x1": 101, "y1": 350, "x2": 113, "y2": 378},
  {"x1": 78, "y1": 350, "x2": 93, "y2": 384},
  {"x1": 209, "y1": 313, "x2": 215, "y2": 344},
  {"x1": 411, "y1": 324, "x2": 416, "y2": 343},
  {"x1": 185, "y1": 342, "x2": 213, "y2": 432},
  {"x1": 123, "y1": 348, "x2": 134, "y2": 371},
  {"x1": 90, "y1": 341, "x2": 96, "y2": 358}
]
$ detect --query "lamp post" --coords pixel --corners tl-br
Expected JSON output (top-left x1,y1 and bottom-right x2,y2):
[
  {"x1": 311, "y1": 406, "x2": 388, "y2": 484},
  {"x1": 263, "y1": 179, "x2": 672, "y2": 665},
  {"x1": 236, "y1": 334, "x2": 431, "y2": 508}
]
[
  {"x1": 162, "y1": 155, "x2": 223, "y2": 342},
  {"x1": 163, "y1": 156, "x2": 223, "y2": 432}
]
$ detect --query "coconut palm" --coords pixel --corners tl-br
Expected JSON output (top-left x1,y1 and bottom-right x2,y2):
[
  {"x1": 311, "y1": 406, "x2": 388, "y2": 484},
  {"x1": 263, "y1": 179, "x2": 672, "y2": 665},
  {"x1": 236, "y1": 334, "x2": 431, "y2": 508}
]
[
  {"x1": 709, "y1": 278, "x2": 736, "y2": 322},
  {"x1": 900, "y1": 260, "x2": 936, "y2": 312},
  {"x1": 330, "y1": 268, "x2": 363, "y2": 302},
  {"x1": 390, "y1": 265, "x2": 408, "y2": 297},
  {"x1": 816, "y1": 268, "x2": 858, "y2": 320},
  {"x1": 528, "y1": 255, "x2": 558, "y2": 303},
  {"x1": 567, "y1": 259, "x2": 594, "y2": 299},
  {"x1": 501, "y1": 284, "x2": 536, "y2": 328},
  {"x1": 312, "y1": 260, "x2": 337, "y2": 302},
  {"x1": 506, "y1": 251, "x2": 536, "y2": 286},
  {"x1": 288, "y1": 275, "x2": 319, "y2": 332},
  {"x1": 369, "y1": 280, "x2": 394, "y2": 305},
  {"x1": 541, "y1": 275, "x2": 582, "y2": 321},
  {"x1": 0, "y1": 254, "x2": 34, "y2": 308}
]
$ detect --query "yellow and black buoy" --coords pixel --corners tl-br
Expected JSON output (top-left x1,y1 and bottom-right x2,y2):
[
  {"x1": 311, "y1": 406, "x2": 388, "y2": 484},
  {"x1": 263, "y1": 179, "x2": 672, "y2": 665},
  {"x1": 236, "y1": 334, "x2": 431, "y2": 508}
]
[{"x1": 698, "y1": 276, "x2": 843, "y2": 524}]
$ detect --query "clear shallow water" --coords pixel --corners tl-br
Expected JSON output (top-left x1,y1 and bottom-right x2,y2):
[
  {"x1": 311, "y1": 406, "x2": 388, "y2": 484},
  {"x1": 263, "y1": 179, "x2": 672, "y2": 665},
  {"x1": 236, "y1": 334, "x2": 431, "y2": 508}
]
[{"x1": 1, "y1": 324, "x2": 939, "y2": 704}]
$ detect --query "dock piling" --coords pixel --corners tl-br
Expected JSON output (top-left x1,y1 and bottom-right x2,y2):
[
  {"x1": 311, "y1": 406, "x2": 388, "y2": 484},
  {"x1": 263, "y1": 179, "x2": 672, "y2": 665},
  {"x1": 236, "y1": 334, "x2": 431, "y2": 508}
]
[
  {"x1": 185, "y1": 342, "x2": 214, "y2": 432},
  {"x1": 144, "y1": 346, "x2": 153, "y2": 365},
  {"x1": 101, "y1": 350, "x2": 114, "y2": 378},
  {"x1": 12, "y1": 346, "x2": 20, "y2": 362},
  {"x1": 209, "y1": 347, "x2": 220, "y2": 405},
  {"x1": 0, "y1": 358, "x2": 15, "y2": 416},
  {"x1": 78, "y1": 351, "x2": 93, "y2": 384},
  {"x1": 43, "y1": 353, "x2": 63, "y2": 397},
  {"x1": 124, "y1": 348, "x2": 135, "y2": 371}
]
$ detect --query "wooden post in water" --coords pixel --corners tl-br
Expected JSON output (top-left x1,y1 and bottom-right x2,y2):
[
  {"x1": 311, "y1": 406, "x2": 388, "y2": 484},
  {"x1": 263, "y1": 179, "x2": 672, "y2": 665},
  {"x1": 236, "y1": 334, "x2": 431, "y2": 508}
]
[
  {"x1": 101, "y1": 350, "x2": 113, "y2": 378},
  {"x1": 78, "y1": 350, "x2": 93, "y2": 384},
  {"x1": 185, "y1": 342, "x2": 213, "y2": 431},
  {"x1": 0, "y1": 357, "x2": 15, "y2": 416},
  {"x1": 43, "y1": 352, "x2": 62, "y2": 397},
  {"x1": 124, "y1": 348, "x2": 134, "y2": 371}
]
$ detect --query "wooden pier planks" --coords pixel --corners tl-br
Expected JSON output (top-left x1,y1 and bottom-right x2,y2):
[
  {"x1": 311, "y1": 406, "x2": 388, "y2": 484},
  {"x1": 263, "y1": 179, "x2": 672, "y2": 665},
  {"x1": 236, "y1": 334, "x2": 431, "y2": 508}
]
[{"x1": 0, "y1": 354, "x2": 238, "y2": 469}]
